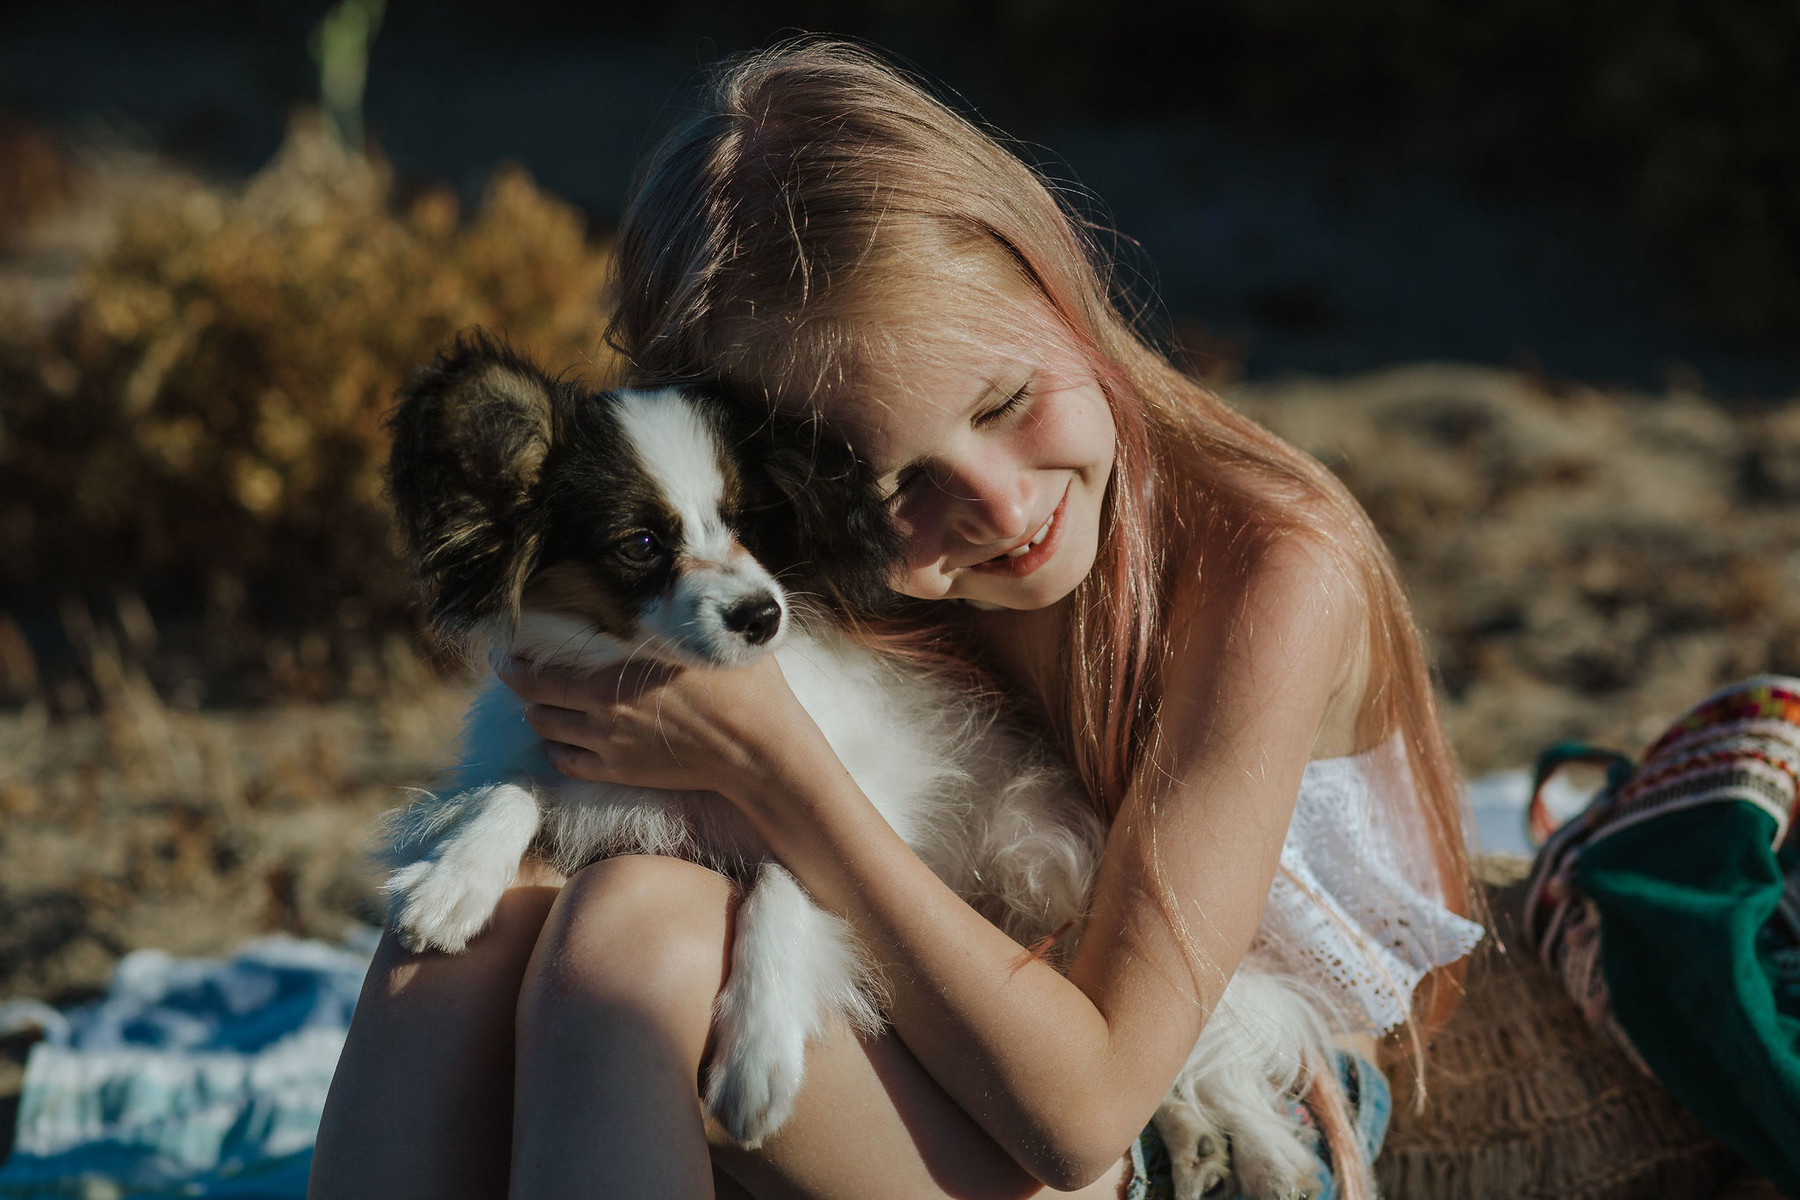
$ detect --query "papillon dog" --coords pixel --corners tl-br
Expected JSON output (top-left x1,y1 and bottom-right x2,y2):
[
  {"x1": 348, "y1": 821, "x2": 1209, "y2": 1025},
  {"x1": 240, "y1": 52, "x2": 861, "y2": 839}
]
[{"x1": 378, "y1": 334, "x2": 1344, "y2": 1198}]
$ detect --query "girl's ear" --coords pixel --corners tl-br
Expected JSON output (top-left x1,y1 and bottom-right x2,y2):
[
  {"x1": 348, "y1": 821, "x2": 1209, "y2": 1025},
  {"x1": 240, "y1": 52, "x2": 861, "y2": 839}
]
[
  {"x1": 746, "y1": 411, "x2": 907, "y2": 617},
  {"x1": 385, "y1": 331, "x2": 556, "y2": 635}
]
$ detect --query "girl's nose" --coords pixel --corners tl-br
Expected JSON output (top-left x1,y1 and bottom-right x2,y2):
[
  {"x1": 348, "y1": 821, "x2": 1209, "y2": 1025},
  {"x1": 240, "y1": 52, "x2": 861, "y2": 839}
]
[{"x1": 942, "y1": 461, "x2": 1032, "y2": 546}]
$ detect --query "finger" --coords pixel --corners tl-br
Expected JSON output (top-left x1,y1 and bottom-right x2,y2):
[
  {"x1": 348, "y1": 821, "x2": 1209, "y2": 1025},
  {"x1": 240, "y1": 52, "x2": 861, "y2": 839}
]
[
  {"x1": 543, "y1": 740, "x2": 606, "y2": 781},
  {"x1": 524, "y1": 702, "x2": 591, "y2": 745},
  {"x1": 499, "y1": 656, "x2": 586, "y2": 707},
  {"x1": 583, "y1": 656, "x2": 677, "y2": 701}
]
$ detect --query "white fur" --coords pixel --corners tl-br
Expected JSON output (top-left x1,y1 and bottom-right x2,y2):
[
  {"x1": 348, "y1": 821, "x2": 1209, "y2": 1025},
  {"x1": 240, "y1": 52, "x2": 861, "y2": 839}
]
[
  {"x1": 1156, "y1": 971, "x2": 1341, "y2": 1199},
  {"x1": 706, "y1": 862, "x2": 885, "y2": 1145},
  {"x1": 378, "y1": 387, "x2": 1335, "y2": 1189},
  {"x1": 380, "y1": 782, "x2": 540, "y2": 954},
  {"x1": 613, "y1": 388, "x2": 733, "y2": 562}
]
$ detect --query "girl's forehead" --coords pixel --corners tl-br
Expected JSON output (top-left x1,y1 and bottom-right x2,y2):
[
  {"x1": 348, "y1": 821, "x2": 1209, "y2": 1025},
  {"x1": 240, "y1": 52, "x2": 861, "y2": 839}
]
[
  {"x1": 826, "y1": 289, "x2": 1074, "y2": 394},
  {"x1": 810, "y1": 331, "x2": 1038, "y2": 459},
  {"x1": 761, "y1": 273, "x2": 1089, "y2": 464}
]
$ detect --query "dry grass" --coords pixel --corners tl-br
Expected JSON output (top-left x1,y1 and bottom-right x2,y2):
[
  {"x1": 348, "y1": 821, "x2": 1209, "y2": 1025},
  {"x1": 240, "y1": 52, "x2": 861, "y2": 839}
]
[
  {"x1": 0, "y1": 661, "x2": 471, "y2": 1003},
  {"x1": 1235, "y1": 364, "x2": 1800, "y2": 773}
]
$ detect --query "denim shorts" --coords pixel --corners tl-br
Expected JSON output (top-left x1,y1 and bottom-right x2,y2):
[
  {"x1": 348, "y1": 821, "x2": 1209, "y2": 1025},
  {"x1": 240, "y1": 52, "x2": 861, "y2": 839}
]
[{"x1": 1124, "y1": 1052, "x2": 1390, "y2": 1200}]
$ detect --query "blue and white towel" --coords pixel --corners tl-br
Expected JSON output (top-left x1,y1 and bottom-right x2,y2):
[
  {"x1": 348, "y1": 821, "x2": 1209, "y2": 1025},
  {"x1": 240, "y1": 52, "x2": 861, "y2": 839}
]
[{"x1": 0, "y1": 934, "x2": 374, "y2": 1199}]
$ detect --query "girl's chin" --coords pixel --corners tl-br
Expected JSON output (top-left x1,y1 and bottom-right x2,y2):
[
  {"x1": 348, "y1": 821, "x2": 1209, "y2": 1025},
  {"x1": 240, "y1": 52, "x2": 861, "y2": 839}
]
[
  {"x1": 899, "y1": 543, "x2": 1096, "y2": 609},
  {"x1": 952, "y1": 566, "x2": 1090, "y2": 612}
]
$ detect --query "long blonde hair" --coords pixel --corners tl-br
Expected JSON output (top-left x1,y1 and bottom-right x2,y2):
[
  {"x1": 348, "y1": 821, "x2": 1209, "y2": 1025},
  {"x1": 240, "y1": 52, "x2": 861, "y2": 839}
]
[{"x1": 607, "y1": 33, "x2": 1472, "y2": 1076}]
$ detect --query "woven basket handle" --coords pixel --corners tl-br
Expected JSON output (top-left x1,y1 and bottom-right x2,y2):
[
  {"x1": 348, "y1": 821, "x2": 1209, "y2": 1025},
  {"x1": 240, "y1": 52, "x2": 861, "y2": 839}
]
[{"x1": 1527, "y1": 741, "x2": 1638, "y2": 848}]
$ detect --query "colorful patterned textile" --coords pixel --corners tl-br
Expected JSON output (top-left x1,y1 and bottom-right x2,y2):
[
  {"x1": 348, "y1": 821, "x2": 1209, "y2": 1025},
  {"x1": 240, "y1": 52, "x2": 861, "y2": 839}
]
[
  {"x1": 1596, "y1": 676, "x2": 1800, "y2": 846},
  {"x1": 1124, "y1": 1052, "x2": 1390, "y2": 1200},
  {"x1": 1523, "y1": 676, "x2": 1800, "y2": 1198}
]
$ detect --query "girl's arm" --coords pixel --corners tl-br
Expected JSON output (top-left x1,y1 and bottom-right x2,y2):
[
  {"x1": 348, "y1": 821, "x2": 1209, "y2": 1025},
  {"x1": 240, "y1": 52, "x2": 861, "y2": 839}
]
[{"x1": 512, "y1": 539, "x2": 1359, "y2": 1190}]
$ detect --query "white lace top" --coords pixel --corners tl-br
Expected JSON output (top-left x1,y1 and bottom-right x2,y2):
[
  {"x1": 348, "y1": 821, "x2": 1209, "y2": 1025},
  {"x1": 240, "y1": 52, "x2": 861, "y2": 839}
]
[{"x1": 1251, "y1": 734, "x2": 1485, "y2": 1035}]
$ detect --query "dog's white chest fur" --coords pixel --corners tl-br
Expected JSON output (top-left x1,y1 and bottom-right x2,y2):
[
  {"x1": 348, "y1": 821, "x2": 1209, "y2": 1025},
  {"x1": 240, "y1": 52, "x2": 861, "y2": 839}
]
[{"x1": 451, "y1": 613, "x2": 992, "y2": 863}]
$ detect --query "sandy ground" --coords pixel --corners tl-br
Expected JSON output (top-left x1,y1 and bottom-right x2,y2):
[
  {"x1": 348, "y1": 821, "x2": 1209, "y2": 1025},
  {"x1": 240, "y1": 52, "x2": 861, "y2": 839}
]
[
  {"x1": 1236, "y1": 365, "x2": 1800, "y2": 768},
  {"x1": 0, "y1": 679, "x2": 473, "y2": 1159}
]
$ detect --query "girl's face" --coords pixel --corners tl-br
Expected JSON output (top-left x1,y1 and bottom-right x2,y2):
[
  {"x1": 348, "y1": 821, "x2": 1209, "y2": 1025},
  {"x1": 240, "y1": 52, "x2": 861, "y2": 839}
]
[{"x1": 819, "y1": 301, "x2": 1118, "y2": 612}]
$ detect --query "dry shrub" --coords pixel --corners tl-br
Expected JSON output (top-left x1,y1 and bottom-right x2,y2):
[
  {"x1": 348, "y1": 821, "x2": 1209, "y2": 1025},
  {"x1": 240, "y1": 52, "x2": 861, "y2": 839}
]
[{"x1": 0, "y1": 113, "x2": 617, "y2": 700}]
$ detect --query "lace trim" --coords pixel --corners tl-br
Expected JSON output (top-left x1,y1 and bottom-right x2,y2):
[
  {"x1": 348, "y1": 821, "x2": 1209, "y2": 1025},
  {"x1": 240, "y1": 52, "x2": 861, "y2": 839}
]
[{"x1": 1252, "y1": 734, "x2": 1484, "y2": 1035}]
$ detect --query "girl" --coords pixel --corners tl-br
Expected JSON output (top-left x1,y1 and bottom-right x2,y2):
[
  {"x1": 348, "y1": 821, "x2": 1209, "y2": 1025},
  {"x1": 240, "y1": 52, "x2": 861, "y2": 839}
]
[{"x1": 310, "y1": 40, "x2": 1483, "y2": 1200}]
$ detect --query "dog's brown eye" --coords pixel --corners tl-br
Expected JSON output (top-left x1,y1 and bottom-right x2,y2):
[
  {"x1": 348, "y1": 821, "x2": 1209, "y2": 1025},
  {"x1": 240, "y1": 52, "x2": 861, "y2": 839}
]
[{"x1": 614, "y1": 533, "x2": 661, "y2": 564}]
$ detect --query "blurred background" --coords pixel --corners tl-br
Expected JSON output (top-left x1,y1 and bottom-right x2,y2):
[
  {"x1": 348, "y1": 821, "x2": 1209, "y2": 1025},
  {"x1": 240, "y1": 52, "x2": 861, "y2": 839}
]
[{"x1": 1, "y1": 0, "x2": 1798, "y2": 1131}]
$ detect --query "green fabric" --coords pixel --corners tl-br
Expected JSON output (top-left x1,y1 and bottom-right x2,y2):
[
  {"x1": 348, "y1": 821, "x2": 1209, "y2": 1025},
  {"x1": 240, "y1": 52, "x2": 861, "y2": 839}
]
[{"x1": 1579, "y1": 802, "x2": 1800, "y2": 1197}]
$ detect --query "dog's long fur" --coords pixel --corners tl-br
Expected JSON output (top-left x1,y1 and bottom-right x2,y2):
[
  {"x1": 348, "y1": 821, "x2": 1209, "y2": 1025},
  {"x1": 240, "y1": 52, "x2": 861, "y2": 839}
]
[{"x1": 377, "y1": 334, "x2": 1345, "y2": 1195}]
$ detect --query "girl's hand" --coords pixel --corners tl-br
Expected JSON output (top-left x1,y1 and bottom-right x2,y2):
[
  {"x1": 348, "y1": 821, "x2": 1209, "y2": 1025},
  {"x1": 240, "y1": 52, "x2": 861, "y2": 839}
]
[{"x1": 497, "y1": 653, "x2": 817, "y2": 801}]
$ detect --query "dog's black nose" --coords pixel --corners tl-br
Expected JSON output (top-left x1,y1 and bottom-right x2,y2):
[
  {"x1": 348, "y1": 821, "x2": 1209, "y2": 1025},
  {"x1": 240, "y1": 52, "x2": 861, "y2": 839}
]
[{"x1": 722, "y1": 596, "x2": 782, "y2": 645}]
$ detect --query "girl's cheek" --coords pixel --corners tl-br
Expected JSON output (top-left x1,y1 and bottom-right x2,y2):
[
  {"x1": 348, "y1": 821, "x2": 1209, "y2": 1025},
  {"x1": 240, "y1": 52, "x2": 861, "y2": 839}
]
[
  {"x1": 889, "y1": 565, "x2": 949, "y2": 602},
  {"x1": 895, "y1": 543, "x2": 949, "y2": 596},
  {"x1": 891, "y1": 499, "x2": 947, "y2": 567},
  {"x1": 890, "y1": 518, "x2": 961, "y2": 600}
]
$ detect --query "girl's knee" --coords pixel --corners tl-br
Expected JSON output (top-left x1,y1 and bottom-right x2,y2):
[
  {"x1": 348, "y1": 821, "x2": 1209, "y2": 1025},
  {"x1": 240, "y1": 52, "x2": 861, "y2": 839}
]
[
  {"x1": 369, "y1": 871, "x2": 561, "y2": 1006},
  {"x1": 519, "y1": 854, "x2": 736, "y2": 1025}
]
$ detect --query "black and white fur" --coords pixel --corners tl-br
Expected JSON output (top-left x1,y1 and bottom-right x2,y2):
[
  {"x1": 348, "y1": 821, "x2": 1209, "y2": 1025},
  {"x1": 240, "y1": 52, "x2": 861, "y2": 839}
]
[{"x1": 379, "y1": 334, "x2": 1342, "y2": 1196}]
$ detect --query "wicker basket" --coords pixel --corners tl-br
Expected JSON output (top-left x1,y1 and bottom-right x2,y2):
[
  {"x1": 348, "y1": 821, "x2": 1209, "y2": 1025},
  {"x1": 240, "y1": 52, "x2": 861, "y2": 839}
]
[{"x1": 1375, "y1": 875, "x2": 1762, "y2": 1200}]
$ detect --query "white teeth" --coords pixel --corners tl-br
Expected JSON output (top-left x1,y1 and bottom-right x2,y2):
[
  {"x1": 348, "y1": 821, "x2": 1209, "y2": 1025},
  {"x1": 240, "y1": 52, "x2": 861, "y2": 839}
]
[{"x1": 1003, "y1": 518, "x2": 1054, "y2": 558}]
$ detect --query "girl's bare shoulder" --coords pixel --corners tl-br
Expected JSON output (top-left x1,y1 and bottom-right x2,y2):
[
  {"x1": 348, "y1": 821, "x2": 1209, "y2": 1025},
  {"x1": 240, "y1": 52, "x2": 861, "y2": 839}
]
[
  {"x1": 1163, "y1": 526, "x2": 1373, "y2": 760},
  {"x1": 1256, "y1": 532, "x2": 1374, "y2": 759}
]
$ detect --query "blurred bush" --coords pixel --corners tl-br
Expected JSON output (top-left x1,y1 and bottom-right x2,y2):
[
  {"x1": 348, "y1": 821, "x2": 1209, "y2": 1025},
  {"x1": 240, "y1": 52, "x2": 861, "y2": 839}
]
[{"x1": 0, "y1": 113, "x2": 616, "y2": 704}]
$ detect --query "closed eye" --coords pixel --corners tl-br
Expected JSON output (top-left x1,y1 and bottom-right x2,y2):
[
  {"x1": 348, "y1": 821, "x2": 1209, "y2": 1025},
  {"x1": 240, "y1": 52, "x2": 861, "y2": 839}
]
[
  {"x1": 882, "y1": 468, "x2": 924, "y2": 509},
  {"x1": 975, "y1": 379, "x2": 1034, "y2": 427},
  {"x1": 882, "y1": 380, "x2": 1035, "y2": 508}
]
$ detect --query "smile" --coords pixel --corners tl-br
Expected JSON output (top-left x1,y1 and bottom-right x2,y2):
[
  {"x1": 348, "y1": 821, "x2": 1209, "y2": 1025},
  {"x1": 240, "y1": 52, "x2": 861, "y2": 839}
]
[
  {"x1": 969, "y1": 487, "x2": 1070, "y2": 578},
  {"x1": 1005, "y1": 515, "x2": 1055, "y2": 558}
]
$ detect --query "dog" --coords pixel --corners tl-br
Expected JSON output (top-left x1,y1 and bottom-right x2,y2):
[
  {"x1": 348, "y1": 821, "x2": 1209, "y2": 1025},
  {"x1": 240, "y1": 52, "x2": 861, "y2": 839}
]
[{"x1": 378, "y1": 333, "x2": 1343, "y2": 1196}]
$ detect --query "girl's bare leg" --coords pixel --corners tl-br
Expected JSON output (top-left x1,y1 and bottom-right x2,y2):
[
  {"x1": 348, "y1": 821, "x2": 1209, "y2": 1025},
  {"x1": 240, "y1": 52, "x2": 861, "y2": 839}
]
[
  {"x1": 510, "y1": 855, "x2": 738, "y2": 1198},
  {"x1": 511, "y1": 854, "x2": 1129, "y2": 1200},
  {"x1": 307, "y1": 859, "x2": 565, "y2": 1200},
  {"x1": 711, "y1": 1005, "x2": 1131, "y2": 1200}
]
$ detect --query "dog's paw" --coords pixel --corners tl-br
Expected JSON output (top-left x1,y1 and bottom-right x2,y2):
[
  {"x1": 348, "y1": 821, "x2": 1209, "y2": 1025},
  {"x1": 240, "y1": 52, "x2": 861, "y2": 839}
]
[
  {"x1": 1215, "y1": 1106, "x2": 1321, "y2": 1200},
  {"x1": 383, "y1": 858, "x2": 503, "y2": 954},
  {"x1": 703, "y1": 1012, "x2": 809, "y2": 1149},
  {"x1": 1154, "y1": 1099, "x2": 1237, "y2": 1200},
  {"x1": 1229, "y1": 1131, "x2": 1322, "y2": 1200}
]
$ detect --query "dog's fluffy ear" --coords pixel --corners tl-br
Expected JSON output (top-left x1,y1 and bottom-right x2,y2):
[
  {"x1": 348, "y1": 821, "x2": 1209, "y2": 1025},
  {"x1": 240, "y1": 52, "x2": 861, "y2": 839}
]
[
  {"x1": 742, "y1": 410, "x2": 905, "y2": 618},
  {"x1": 386, "y1": 332, "x2": 557, "y2": 635}
]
